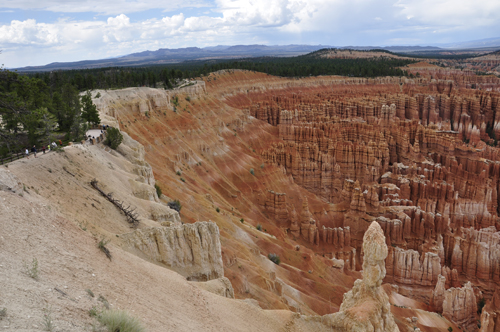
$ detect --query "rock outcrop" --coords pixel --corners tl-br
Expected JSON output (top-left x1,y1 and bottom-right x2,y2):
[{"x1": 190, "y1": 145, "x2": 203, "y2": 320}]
[
  {"x1": 323, "y1": 221, "x2": 399, "y2": 332},
  {"x1": 386, "y1": 247, "x2": 441, "y2": 286},
  {"x1": 123, "y1": 221, "x2": 224, "y2": 281},
  {"x1": 442, "y1": 282, "x2": 478, "y2": 331},
  {"x1": 480, "y1": 288, "x2": 500, "y2": 332},
  {"x1": 191, "y1": 277, "x2": 235, "y2": 298}
]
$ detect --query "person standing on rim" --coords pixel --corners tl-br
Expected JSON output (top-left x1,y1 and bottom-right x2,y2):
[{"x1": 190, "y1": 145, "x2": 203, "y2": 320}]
[
  {"x1": 31, "y1": 145, "x2": 37, "y2": 158},
  {"x1": 25, "y1": 148, "x2": 29, "y2": 159}
]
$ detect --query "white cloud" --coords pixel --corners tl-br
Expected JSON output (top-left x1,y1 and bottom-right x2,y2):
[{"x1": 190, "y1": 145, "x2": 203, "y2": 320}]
[
  {"x1": 1, "y1": 0, "x2": 500, "y2": 67},
  {"x1": 0, "y1": 19, "x2": 59, "y2": 45},
  {"x1": 395, "y1": 0, "x2": 500, "y2": 27},
  {"x1": 0, "y1": 0, "x2": 209, "y2": 15}
]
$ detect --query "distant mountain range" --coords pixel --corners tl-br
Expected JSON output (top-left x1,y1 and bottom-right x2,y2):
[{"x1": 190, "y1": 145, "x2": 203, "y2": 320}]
[
  {"x1": 15, "y1": 37, "x2": 500, "y2": 72},
  {"x1": 16, "y1": 45, "x2": 330, "y2": 71}
]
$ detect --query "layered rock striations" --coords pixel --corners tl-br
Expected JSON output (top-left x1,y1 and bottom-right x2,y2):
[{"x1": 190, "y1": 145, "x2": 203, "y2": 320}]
[
  {"x1": 442, "y1": 282, "x2": 478, "y2": 331},
  {"x1": 87, "y1": 68, "x2": 500, "y2": 328},
  {"x1": 123, "y1": 221, "x2": 224, "y2": 281}
]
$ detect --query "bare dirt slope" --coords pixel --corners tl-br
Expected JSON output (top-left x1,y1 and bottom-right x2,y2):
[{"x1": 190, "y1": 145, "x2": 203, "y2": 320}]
[{"x1": 0, "y1": 144, "x2": 332, "y2": 331}]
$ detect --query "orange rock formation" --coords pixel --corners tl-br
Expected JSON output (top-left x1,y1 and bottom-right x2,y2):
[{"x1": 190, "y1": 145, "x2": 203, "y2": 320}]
[{"x1": 92, "y1": 67, "x2": 500, "y2": 331}]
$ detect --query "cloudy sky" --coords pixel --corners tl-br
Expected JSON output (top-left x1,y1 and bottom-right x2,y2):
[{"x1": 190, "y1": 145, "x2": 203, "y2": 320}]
[{"x1": 1, "y1": 0, "x2": 499, "y2": 68}]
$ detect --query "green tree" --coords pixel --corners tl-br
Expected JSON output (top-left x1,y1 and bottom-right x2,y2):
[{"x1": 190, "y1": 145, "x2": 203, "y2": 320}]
[
  {"x1": 20, "y1": 107, "x2": 57, "y2": 145},
  {"x1": 80, "y1": 91, "x2": 101, "y2": 126},
  {"x1": 104, "y1": 127, "x2": 123, "y2": 149}
]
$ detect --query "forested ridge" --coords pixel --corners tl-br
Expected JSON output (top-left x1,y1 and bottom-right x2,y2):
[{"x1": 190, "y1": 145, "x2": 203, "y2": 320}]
[
  {"x1": 1, "y1": 52, "x2": 413, "y2": 156},
  {"x1": 28, "y1": 53, "x2": 414, "y2": 91}
]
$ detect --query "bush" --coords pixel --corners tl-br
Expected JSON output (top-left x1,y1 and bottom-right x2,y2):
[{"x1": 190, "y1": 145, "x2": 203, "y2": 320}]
[
  {"x1": 98, "y1": 309, "x2": 145, "y2": 332},
  {"x1": 216, "y1": 207, "x2": 220, "y2": 213},
  {"x1": 180, "y1": 177, "x2": 186, "y2": 182},
  {"x1": 154, "y1": 183, "x2": 162, "y2": 197},
  {"x1": 256, "y1": 224, "x2": 262, "y2": 231},
  {"x1": 104, "y1": 127, "x2": 123, "y2": 150},
  {"x1": 23, "y1": 258, "x2": 39, "y2": 280},
  {"x1": 98, "y1": 238, "x2": 112, "y2": 260},
  {"x1": 240, "y1": 218, "x2": 244, "y2": 223},
  {"x1": 168, "y1": 199, "x2": 182, "y2": 212},
  {"x1": 268, "y1": 253, "x2": 280, "y2": 265},
  {"x1": 250, "y1": 168, "x2": 255, "y2": 175},
  {"x1": 42, "y1": 308, "x2": 54, "y2": 332},
  {"x1": 176, "y1": 170, "x2": 182, "y2": 176},
  {"x1": 88, "y1": 306, "x2": 100, "y2": 317},
  {"x1": 448, "y1": 327, "x2": 453, "y2": 332}
]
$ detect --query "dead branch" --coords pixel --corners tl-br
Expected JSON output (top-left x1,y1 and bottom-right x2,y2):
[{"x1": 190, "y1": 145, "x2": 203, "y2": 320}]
[{"x1": 90, "y1": 179, "x2": 140, "y2": 227}]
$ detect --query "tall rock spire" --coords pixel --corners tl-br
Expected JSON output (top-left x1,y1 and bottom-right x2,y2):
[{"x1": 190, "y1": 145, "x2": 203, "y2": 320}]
[{"x1": 323, "y1": 221, "x2": 399, "y2": 332}]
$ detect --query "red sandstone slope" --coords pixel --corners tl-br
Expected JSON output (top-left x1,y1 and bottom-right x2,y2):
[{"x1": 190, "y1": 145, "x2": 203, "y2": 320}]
[{"x1": 98, "y1": 69, "x2": 500, "y2": 332}]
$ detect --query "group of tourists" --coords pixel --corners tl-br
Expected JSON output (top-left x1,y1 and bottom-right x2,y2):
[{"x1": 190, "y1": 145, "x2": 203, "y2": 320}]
[
  {"x1": 24, "y1": 125, "x2": 111, "y2": 159},
  {"x1": 25, "y1": 141, "x2": 60, "y2": 159}
]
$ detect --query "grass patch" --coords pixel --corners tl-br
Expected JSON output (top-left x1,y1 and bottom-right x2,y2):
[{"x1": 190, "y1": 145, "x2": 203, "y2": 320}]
[
  {"x1": 89, "y1": 306, "x2": 100, "y2": 317},
  {"x1": 86, "y1": 289, "x2": 95, "y2": 298},
  {"x1": 42, "y1": 308, "x2": 54, "y2": 331},
  {"x1": 98, "y1": 309, "x2": 145, "y2": 332},
  {"x1": 154, "y1": 182, "x2": 162, "y2": 197},
  {"x1": 23, "y1": 258, "x2": 39, "y2": 280},
  {"x1": 98, "y1": 295, "x2": 110, "y2": 309},
  {"x1": 98, "y1": 238, "x2": 112, "y2": 261}
]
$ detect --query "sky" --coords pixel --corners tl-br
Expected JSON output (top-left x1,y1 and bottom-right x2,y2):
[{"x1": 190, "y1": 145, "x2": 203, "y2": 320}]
[{"x1": 1, "y1": 0, "x2": 499, "y2": 68}]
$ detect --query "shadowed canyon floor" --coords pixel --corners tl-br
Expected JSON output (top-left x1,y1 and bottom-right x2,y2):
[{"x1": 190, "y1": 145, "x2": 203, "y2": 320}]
[{"x1": 2, "y1": 68, "x2": 500, "y2": 331}]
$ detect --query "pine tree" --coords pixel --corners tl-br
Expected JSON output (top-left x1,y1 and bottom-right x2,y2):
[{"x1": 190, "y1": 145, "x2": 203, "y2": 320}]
[{"x1": 81, "y1": 90, "x2": 101, "y2": 126}]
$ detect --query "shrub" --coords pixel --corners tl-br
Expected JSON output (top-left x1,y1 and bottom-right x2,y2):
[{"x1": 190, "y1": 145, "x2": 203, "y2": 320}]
[
  {"x1": 98, "y1": 238, "x2": 112, "y2": 260},
  {"x1": 216, "y1": 207, "x2": 220, "y2": 213},
  {"x1": 185, "y1": 96, "x2": 191, "y2": 102},
  {"x1": 154, "y1": 183, "x2": 162, "y2": 197},
  {"x1": 268, "y1": 253, "x2": 281, "y2": 265},
  {"x1": 180, "y1": 177, "x2": 186, "y2": 182},
  {"x1": 98, "y1": 309, "x2": 145, "y2": 332},
  {"x1": 0, "y1": 308, "x2": 6, "y2": 319},
  {"x1": 240, "y1": 218, "x2": 244, "y2": 223},
  {"x1": 256, "y1": 224, "x2": 262, "y2": 231},
  {"x1": 260, "y1": 163, "x2": 264, "y2": 168},
  {"x1": 23, "y1": 258, "x2": 39, "y2": 280},
  {"x1": 250, "y1": 168, "x2": 255, "y2": 175},
  {"x1": 42, "y1": 308, "x2": 54, "y2": 331},
  {"x1": 89, "y1": 306, "x2": 100, "y2": 317},
  {"x1": 104, "y1": 127, "x2": 123, "y2": 150},
  {"x1": 176, "y1": 170, "x2": 182, "y2": 176},
  {"x1": 86, "y1": 289, "x2": 95, "y2": 298},
  {"x1": 168, "y1": 199, "x2": 182, "y2": 212},
  {"x1": 98, "y1": 295, "x2": 110, "y2": 309}
]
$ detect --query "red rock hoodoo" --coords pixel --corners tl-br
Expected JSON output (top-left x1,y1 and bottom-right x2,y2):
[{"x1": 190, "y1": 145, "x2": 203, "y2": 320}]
[{"x1": 97, "y1": 68, "x2": 500, "y2": 332}]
